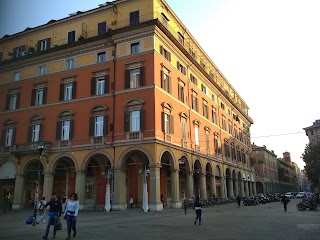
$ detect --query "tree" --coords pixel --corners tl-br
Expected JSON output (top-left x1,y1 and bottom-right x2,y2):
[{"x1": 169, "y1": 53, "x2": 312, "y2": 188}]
[{"x1": 302, "y1": 141, "x2": 320, "y2": 187}]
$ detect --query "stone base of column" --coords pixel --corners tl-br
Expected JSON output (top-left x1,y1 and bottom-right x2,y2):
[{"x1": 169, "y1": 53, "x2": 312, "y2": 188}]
[
  {"x1": 170, "y1": 201, "x2": 182, "y2": 209},
  {"x1": 111, "y1": 202, "x2": 127, "y2": 211},
  {"x1": 12, "y1": 204, "x2": 24, "y2": 209},
  {"x1": 149, "y1": 202, "x2": 163, "y2": 211}
]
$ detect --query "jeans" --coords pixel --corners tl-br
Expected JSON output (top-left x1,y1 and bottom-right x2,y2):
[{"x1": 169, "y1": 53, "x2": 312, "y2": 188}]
[
  {"x1": 195, "y1": 209, "x2": 202, "y2": 223},
  {"x1": 45, "y1": 213, "x2": 58, "y2": 237},
  {"x1": 66, "y1": 214, "x2": 76, "y2": 237}
]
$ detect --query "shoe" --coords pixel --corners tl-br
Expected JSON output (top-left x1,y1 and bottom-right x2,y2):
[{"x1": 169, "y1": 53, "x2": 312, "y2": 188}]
[
  {"x1": 53, "y1": 234, "x2": 56, "y2": 239},
  {"x1": 73, "y1": 231, "x2": 76, "y2": 237},
  {"x1": 42, "y1": 236, "x2": 47, "y2": 240},
  {"x1": 194, "y1": 221, "x2": 196, "y2": 225}
]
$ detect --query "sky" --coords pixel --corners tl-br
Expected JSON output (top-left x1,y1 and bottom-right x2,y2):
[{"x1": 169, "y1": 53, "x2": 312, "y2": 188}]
[{"x1": 1, "y1": 0, "x2": 318, "y2": 168}]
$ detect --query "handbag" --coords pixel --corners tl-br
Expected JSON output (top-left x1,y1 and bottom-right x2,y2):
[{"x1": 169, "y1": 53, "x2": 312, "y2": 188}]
[{"x1": 56, "y1": 221, "x2": 62, "y2": 230}]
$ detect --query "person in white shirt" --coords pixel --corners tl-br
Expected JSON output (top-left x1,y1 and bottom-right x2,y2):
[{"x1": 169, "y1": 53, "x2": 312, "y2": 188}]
[{"x1": 63, "y1": 193, "x2": 79, "y2": 240}]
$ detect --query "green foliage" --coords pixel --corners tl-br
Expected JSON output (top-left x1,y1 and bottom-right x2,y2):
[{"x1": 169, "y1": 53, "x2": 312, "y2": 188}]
[{"x1": 302, "y1": 141, "x2": 320, "y2": 186}]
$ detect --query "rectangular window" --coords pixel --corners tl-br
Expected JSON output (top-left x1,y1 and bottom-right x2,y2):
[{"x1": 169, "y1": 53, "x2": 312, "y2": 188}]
[
  {"x1": 13, "y1": 45, "x2": 25, "y2": 58},
  {"x1": 178, "y1": 81, "x2": 185, "y2": 102},
  {"x1": 32, "y1": 124, "x2": 40, "y2": 142},
  {"x1": 5, "y1": 128, "x2": 13, "y2": 147},
  {"x1": 68, "y1": 31, "x2": 76, "y2": 44},
  {"x1": 194, "y1": 126, "x2": 199, "y2": 145},
  {"x1": 177, "y1": 62, "x2": 186, "y2": 75},
  {"x1": 67, "y1": 59, "x2": 74, "y2": 70},
  {"x1": 14, "y1": 72, "x2": 20, "y2": 81},
  {"x1": 98, "y1": 21, "x2": 107, "y2": 36},
  {"x1": 36, "y1": 88, "x2": 44, "y2": 105},
  {"x1": 131, "y1": 42, "x2": 140, "y2": 54},
  {"x1": 97, "y1": 77, "x2": 105, "y2": 95},
  {"x1": 97, "y1": 52, "x2": 106, "y2": 63},
  {"x1": 222, "y1": 116, "x2": 226, "y2": 131},
  {"x1": 130, "y1": 11, "x2": 140, "y2": 26},
  {"x1": 38, "y1": 39, "x2": 50, "y2": 51},
  {"x1": 8, "y1": 94, "x2": 18, "y2": 110},
  {"x1": 95, "y1": 116, "x2": 104, "y2": 137},
  {"x1": 201, "y1": 84, "x2": 207, "y2": 94},
  {"x1": 228, "y1": 121, "x2": 233, "y2": 135},
  {"x1": 180, "y1": 120, "x2": 186, "y2": 140},
  {"x1": 164, "y1": 113, "x2": 170, "y2": 133},
  {"x1": 212, "y1": 108, "x2": 217, "y2": 124},
  {"x1": 206, "y1": 133, "x2": 210, "y2": 150},
  {"x1": 178, "y1": 32, "x2": 184, "y2": 45},
  {"x1": 61, "y1": 120, "x2": 70, "y2": 140},
  {"x1": 130, "y1": 110, "x2": 140, "y2": 132},
  {"x1": 192, "y1": 92, "x2": 198, "y2": 112},
  {"x1": 162, "y1": 72, "x2": 170, "y2": 92},
  {"x1": 190, "y1": 74, "x2": 197, "y2": 85},
  {"x1": 212, "y1": 94, "x2": 215, "y2": 101},
  {"x1": 203, "y1": 101, "x2": 208, "y2": 118},
  {"x1": 214, "y1": 137, "x2": 221, "y2": 154},
  {"x1": 65, "y1": 82, "x2": 73, "y2": 101},
  {"x1": 130, "y1": 69, "x2": 140, "y2": 88},
  {"x1": 39, "y1": 66, "x2": 46, "y2": 76}
]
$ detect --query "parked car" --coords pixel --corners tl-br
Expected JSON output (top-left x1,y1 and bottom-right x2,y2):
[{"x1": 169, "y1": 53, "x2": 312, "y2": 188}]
[
  {"x1": 296, "y1": 192, "x2": 307, "y2": 199},
  {"x1": 285, "y1": 192, "x2": 294, "y2": 199}
]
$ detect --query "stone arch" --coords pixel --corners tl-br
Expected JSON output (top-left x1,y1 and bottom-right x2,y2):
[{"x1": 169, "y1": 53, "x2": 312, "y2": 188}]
[
  {"x1": 177, "y1": 153, "x2": 191, "y2": 172},
  {"x1": 193, "y1": 158, "x2": 203, "y2": 173},
  {"x1": 49, "y1": 153, "x2": 79, "y2": 172},
  {"x1": 19, "y1": 154, "x2": 45, "y2": 174},
  {"x1": 0, "y1": 160, "x2": 16, "y2": 179},
  {"x1": 159, "y1": 148, "x2": 175, "y2": 169},
  {"x1": 215, "y1": 164, "x2": 222, "y2": 177},
  {"x1": 117, "y1": 146, "x2": 153, "y2": 168}
]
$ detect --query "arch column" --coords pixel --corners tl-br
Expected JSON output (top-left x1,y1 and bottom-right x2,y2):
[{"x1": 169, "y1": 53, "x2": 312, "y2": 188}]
[
  {"x1": 199, "y1": 173, "x2": 207, "y2": 199},
  {"x1": 234, "y1": 178, "x2": 239, "y2": 196},
  {"x1": 245, "y1": 181, "x2": 249, "y2": 197},
  {"x1": 112, "y1": 168, "x2": 126, "y2": 210},
  {"x1": 240, "y1": 179, "x2": 245, "y2": 197},
  {"x1": 13, "y1": 174, "x2": 24, "y2": 209},
  {"x1": 253, "y1": 182, "x2": 257, "y2": 196},
  {"x1": 75, "y1": 171, "x2": 86, "y2": 210},
  {"x1": 149, "y1": 166, "x2": 162, "y2": 211},
  {"x1": 220, "y1": 177, "x2": 227, "y2": 199},
  {"x1": 170, "y1": 169, "x2": 181, "y2": 208},
  {"x1": 210, "y1": 175, "x2": 216, "y2": 197},
  {"x1": 249, "y1": 181, "x2": 253, "y2": 196},
  {"x1": 185, "y1": 171, "x2": 194, "y2": 198},
  {"x1": 43, "y1": 172, "x2": 54, "y2": 201}
]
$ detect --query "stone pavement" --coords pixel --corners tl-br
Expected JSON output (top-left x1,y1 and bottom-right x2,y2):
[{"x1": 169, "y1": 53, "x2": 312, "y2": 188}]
[{"x1": 0, "y1": 199, "x2": 319, "y2": 240}]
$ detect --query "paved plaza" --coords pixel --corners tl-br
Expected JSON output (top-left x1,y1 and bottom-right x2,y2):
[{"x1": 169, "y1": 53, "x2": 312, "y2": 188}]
[{"x1": 0, "y1": 199, "x2": 319, "y2": 240}]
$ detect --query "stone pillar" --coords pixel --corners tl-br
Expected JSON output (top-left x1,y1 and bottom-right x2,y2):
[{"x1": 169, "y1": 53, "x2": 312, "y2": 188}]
[
  {"x1": 13, "y1": 174, "x2": 24, "y2": 209},
  {"x1": 75, "y1": 171, "x2": 86, "y2": 210},
  {"x1": 199, "y1": 173, "x2": 207, "y2": 199},
  {"x1": 112, "y1": 168, "x2": 127, "y2": 211},
  {"x1": 229, "y1": 178, "x2": 234, "y2": 198},
  {"x1": 220, "y1": 177, "x2": 227, "y2": 199},
  {"x1": 234, "y1": 178, "x2": 239, "y2": 197},
  {"x1": 149, "y1": 166, "x2": 162, "y2": 211},
  {"x1": 43, "y1": 172, "x2": 54, "y2": 201},
  {"x1": 185, "y1": 171, "x2": 194, "y2": 198},
  {"x1": 245, "y1": 181, "x2": 249, "y2": 197},
  {"x1": 249, "y1": 182, "x2": 253, "y2": 196},
  {"x1": 210, "y1": 175, "x2": 216, "y2": 197},
  {"x1": 240, "y1": 180, "x2": 245, "y2": 197},
  {"x1": 170, "y1": 169, "x2": 181, "y2": 208},
  {"x1": 253, "y1": 182, "x2": 257, "y2": 196}
]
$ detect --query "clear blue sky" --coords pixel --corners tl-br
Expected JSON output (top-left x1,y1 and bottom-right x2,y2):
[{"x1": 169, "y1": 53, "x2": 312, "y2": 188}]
[{"x1": 1, "y1": 0, "x2": 318, "y2": 168}]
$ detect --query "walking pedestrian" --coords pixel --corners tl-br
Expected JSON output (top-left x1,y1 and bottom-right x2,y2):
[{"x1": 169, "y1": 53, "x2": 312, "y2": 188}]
[
  {"x1": 38, "y1": 197, "x2": 47, "y2": 223},
  {"x1": 236, "y1": 194, "x2": 241, "y2": 208},
  {"x1": 184, "y1": 197, "x2": 188, "y2": 215},
  {"x1": 193, "y1": 196, "x2": 202, "y2": 225},
  {"x1": 129, "y1": 195, "x2": 133, "y2": 209},
  {"x1": 281, "y1": 194, "x2": 288, "y2": 212},
  {"x1": 42, "y1": 193, "x2": 62, "y2": 240},
  {"x1": 64, "y1": 193, "x2": 79, "y2": 240},
  {"x1": 161, "y1": 194, "x2": 165, "y2": 208}
]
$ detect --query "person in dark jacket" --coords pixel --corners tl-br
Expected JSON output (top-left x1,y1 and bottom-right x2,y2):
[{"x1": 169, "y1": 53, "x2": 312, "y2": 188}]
[
  {"x1": 281, "y1": 195, "x2": 288, "y2": 212},
  {"x1": 193, "y1": 196, "x2": 202, "y2": 225},
  {"x1": 236, "y1": 194, "x2": 242, "y2": 208},
  {"x1": 42, "y1": 193, "x2": 62, "y2": 240}
]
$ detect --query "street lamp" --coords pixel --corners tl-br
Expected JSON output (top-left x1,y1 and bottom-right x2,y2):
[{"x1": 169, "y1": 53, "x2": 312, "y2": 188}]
[
  {"x1": 102, "y1": 169, "x2": 113, "y2": 212},
  {"x1": 139, "y1": 166, "x2": 150, "y2": 212},
  {"x1": 32, "y1": 141, "x2": 46, "y2": 226}
]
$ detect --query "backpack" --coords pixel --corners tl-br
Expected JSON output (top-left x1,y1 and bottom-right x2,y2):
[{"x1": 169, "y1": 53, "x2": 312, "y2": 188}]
[{"x1": 26, "y1": 216, "x2": 33, "y2": 224}]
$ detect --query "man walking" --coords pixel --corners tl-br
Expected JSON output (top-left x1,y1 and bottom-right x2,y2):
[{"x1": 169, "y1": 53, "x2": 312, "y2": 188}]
[
  {"x1": 42, "y1": 193, "x2": 62, "y2": 240},
  {"x1": 281, "y1": 194, "x2": 288, "y2": 212},
  {"x1": 236, "y1": 194, "x2": 241, "y2": 208}
]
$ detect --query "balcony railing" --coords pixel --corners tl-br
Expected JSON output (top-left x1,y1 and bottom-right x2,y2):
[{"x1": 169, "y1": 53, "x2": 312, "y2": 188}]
[{"x1": 127, "y1": 132, "x2": 143, "y2": 140}]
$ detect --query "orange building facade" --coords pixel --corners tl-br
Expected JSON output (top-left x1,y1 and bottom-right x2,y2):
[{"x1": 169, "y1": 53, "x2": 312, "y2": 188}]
[{"x1": 0, "y1": 0, "x2": 256, "y2": 211}]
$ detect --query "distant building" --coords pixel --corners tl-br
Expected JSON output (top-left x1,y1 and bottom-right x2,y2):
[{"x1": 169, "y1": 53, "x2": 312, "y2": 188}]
[
  {"x1": 303, "y1": 119, "x2": 320, "y2": 144},
  {"x1": 277, "y1": 152, "x2": 296, "y2": 193}
]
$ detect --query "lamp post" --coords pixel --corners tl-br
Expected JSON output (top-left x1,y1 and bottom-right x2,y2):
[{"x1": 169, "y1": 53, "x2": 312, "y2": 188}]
[
  {"x1": 103, "y1": 169, "x2": 113, "y2": 212},
  {"x1": 139, "y1": 167, "x2": 150, "y2": 212},
  {"x1": 32, "y1": 141, "x2": 45, "y2": 226}
]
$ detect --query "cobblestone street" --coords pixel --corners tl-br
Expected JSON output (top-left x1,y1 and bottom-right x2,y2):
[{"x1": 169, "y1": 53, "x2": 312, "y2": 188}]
[{"x1": 1, "y1": 199, "x2": 319, "y2": 240}]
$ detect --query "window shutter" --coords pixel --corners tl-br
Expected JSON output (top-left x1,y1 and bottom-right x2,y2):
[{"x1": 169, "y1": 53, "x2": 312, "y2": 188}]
[
  {"x1": 105, "y1": 75, "x2": 110, "y2": 93},
  {"x1": 43, "y1": 87, "x2": 47, "y2": 104},
  {"x1": 16, "y1": 93, "x2": 20, "y2": 108},
  {"x1": 98, "y1": 22, "x2": 107, "y2": 36},
  {"x1": 6, "y1": 94, "x2": 10, "y2": 110},
  {"x1": 89, "y1": 117, "x2": 95, "y2": 137},
  {"x1": 39, "y1": 124, "x2": 43, "y2": 141},
  {"x1": 59, "y1": 84, "x2": 64, "y2": 101},
  {"x1": 12, "y1": 127, "x2": 16, "y2": 145},
  {"x1": 31, "y1": 89, "x2": 36, "y2": 106},
  {"x1": 177, "y1": 61, "x2": 179, "y2": 69},
  {"x1": 139, "y1": 67, "x2": 145, "y2": 86},
  {"x1": 37, "y1": 40, "x2": 41, "y2": 52},
  {"x1": 47, "y1": 38, "x2": 51, "y2": 50},
  {"x1": 0, "y1": 129, "x2": 5, "y2": 146},
  {"x1": 69, "y1": 120, "x2": 73, "y2": 139},
  {"x1": 56, "y1": 121, "x2": 62, "y2": 140},
  {"x1": 12, "y1": 47, "x2": 17, "y2": 59},
  {"x1": 91, "y1": 77, "x2": 96, "y2": 95},
  {"x1": 103, "y1": 115, "x2": 108, "y2": 135},
  {"x1": 27, "y1": 125, "x2": 32, "y2": 142},
  {"x1": 125, "y1": 69, "x2": 130, "y2": 89},
  {"x1": 170, "y1": 115, "x2": 174, "y2": 134},
  {"x1": 72, "y1": 82, "x2": 77, "y2": 99},
  {"x1": 160, "y1": 45, "x2": 163, "y2": 55},
  {"x1": 124, "y1": 111, "x2": 130, "y2": 132},
  {"x1": 140, "y1": 109, "x2": 144, "y2": 131},
  {"x1": 160, "y1": 71, "x2": 163, "y2": 88},
  {"x1": 161, "y1": 112, "x2": 165, "y2": 132}
]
